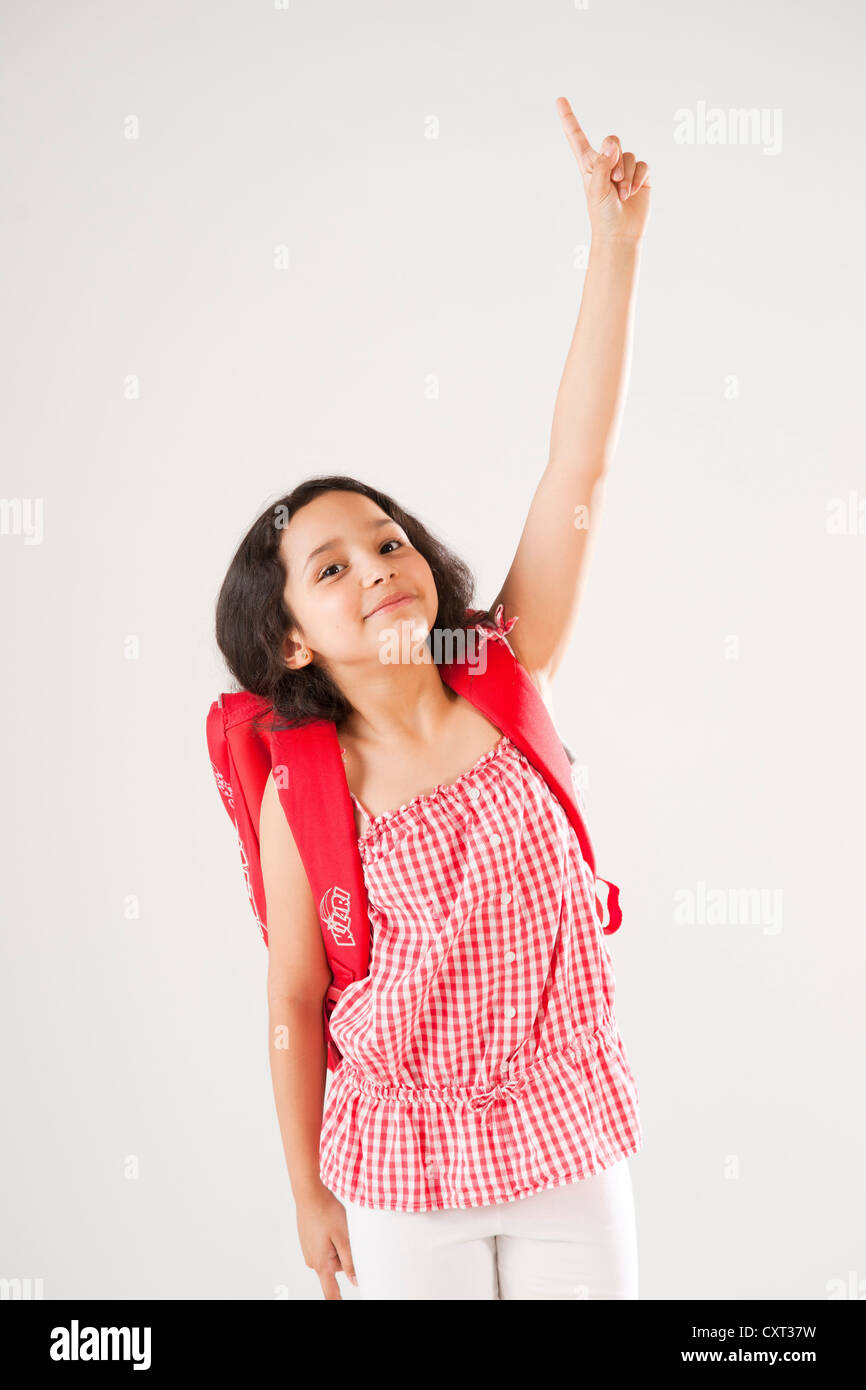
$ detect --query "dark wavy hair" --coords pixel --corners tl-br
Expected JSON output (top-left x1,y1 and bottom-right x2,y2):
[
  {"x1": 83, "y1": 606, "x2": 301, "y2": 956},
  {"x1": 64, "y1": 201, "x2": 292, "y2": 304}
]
[{"x1": 214, "y1": 475, "x2": 497, "y2": 731}]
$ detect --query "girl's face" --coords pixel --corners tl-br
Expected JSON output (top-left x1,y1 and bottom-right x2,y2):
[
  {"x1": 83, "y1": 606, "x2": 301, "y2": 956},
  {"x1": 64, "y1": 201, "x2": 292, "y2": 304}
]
[{"x1": 278, "y1": 489, "x2": 437, "y2": 669}]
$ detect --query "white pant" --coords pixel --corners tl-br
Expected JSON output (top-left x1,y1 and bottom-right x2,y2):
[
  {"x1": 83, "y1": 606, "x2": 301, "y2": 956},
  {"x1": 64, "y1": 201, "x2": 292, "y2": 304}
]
[{"x1": 342, "y1": 1158, "x2": 638, "y2": 1300}]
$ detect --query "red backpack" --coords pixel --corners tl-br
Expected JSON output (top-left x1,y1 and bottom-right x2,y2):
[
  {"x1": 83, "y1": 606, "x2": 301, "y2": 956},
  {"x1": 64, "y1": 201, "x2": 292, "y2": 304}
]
[{"x1": 206, "y1": 609, "x2": 623, "y2": 1073}]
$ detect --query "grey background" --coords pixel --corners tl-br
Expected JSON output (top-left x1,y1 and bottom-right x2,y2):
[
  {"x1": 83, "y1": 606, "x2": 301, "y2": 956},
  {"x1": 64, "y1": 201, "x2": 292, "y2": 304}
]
[{"x1": 2, "y1": 0, "x2": 864, "y2": 1300}]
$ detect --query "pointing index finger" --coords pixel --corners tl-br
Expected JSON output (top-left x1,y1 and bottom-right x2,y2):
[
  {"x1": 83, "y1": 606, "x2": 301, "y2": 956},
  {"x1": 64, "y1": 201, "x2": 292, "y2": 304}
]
[{"x1": 555, "y1": 96, "x2": 596, "y2": 174}]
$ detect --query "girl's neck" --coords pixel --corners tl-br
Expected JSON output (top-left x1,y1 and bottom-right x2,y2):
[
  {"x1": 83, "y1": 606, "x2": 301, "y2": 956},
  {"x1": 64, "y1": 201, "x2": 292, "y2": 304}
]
[{"x1": 336, "y1": 674, "x2": 459, "y2": 755}]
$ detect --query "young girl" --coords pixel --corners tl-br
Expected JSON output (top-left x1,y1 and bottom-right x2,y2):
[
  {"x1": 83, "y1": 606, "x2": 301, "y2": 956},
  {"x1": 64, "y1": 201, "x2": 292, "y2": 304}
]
[{"x1": 213, "y1": 101, "x2": 650, "y2": 1300}]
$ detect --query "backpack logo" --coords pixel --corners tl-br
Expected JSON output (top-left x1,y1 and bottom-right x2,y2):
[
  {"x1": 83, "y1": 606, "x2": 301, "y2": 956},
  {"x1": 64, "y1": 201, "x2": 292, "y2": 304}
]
[
  {"x1": 319, "y1": 885, "x2": 355, "y2": 947},
  {"x1": 237, "y1": 831, "x2": 266, "y2": 942},
  {"x1": 210, "y1": 760, "x2": 235, "y2": 810}
]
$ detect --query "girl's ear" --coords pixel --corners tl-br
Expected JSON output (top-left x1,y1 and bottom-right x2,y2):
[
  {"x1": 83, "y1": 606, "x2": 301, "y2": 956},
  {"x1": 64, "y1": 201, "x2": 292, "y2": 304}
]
[{"x1": 282, "y1": 632, "x2": 311, "y2": 669}]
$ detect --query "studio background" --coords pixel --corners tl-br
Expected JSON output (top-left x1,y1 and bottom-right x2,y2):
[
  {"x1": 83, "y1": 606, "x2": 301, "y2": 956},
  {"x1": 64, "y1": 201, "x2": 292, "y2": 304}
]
[{"x1": 2, "y1": 0, "x2": 864, "y2": 1300}]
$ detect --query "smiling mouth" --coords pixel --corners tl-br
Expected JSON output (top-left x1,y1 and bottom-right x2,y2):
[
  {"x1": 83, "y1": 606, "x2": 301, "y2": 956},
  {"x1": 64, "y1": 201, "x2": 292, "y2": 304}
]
[{"x1": 366, "y1": 595, "x2": 414, "y2": 618}]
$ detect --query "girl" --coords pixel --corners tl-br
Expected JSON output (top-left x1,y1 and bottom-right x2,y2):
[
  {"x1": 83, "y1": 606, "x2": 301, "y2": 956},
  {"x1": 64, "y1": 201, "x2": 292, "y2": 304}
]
[{"x1": 213, "y1": 100, "x2": 651, "y2": 1300}]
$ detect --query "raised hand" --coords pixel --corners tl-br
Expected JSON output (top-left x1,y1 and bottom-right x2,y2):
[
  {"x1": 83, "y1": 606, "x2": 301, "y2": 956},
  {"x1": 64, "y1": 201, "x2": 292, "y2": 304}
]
[{"x1": 554, "y1": 97, "x2": 651, "y2": 242}]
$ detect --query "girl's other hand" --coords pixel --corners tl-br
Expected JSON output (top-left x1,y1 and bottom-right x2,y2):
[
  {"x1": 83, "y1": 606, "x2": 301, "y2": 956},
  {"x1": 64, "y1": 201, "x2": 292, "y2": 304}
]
[
  {"x1": 296, "y1": 1183, "x2": 359, "y2": 1300},
  {"x1": 555, "y1": 97, "x2": 651, "y2": 243}
]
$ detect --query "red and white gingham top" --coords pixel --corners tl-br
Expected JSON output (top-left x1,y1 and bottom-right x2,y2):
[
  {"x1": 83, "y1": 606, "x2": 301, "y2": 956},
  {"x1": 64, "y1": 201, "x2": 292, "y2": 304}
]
[{"x1": 318, "y1": 608, "x2": 643, "y2": 1212}]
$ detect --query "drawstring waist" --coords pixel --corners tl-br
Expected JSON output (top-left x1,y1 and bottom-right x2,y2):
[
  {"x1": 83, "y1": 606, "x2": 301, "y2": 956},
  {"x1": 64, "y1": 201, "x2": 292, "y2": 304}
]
[
  {"x1": 333, "y1": 1017, "x2": 618, "y2": 1117},
  {"x1": 466, "y1": 1073, "x2": 531, "y2": 1118}
]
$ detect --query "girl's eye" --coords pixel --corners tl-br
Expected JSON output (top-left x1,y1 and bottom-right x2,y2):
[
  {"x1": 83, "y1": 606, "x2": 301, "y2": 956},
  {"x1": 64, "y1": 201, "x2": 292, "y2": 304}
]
[{"x1": 317, "y1": 538, "x2": 403, "y2": 582}]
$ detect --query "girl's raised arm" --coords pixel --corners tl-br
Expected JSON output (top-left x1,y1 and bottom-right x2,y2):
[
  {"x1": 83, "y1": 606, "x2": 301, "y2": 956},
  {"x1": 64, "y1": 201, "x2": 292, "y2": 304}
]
[{"x1": 490, "y1": 99, "x2": 651, "y2": 687}]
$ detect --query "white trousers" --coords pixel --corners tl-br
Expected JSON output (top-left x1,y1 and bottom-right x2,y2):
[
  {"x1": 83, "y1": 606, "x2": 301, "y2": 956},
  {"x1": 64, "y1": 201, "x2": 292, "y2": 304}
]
[{"x1": 342, "y1": 1158, "x2": 638, "y2": 1300}]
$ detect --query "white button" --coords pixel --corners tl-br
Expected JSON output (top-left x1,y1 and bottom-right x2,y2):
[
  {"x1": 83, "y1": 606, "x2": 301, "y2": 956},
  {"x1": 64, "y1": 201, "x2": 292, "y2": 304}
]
[
  {"x1": 504, "y1": 950, "x2": 516, "y2": 962},
  {"x1": 425, "y1": 1160, "x2": 437, "y2": 1172},
  {"x1": 489, "y1": 833, "x2": 501, "y2": 846},
  {"x1": 468, "y1": 787, "x2": 480, "y2": 800},
  {"x1": 501, "y1": 892, "x2": 511, "y2": 905},
  {"x1": 505, "y1": 1006, "x2": 517, "y2": 1018}
]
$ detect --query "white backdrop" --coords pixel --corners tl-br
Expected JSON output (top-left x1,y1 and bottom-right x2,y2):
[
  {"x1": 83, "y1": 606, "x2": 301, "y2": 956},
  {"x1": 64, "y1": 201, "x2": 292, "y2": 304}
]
[{"x1": 2, "y1": 0, "x2": 864, "y2": 1300}]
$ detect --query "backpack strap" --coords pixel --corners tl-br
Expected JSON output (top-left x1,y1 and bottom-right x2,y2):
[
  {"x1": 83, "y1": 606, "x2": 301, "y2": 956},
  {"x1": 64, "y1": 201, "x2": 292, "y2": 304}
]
[
  {"x1": 206, "y1": 698, "x2": 361, "y2": 1072},
  {"x1": 206, "y1": 694, "x2": 270, "y2": 944},
  {"x1": 268, "y1": 718, "x2": 371, "y2": 1066},
  {"x1": 443, "y1": 613, "x2": 623, "y2": 935}
]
